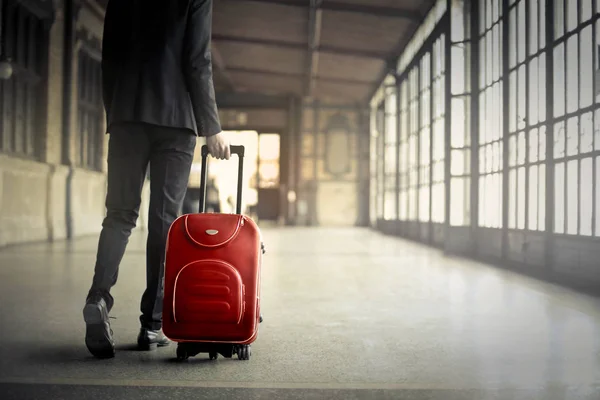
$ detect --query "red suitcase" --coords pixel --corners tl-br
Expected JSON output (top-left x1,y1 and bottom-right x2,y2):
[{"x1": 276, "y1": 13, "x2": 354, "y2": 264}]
[{"x1": 162, "y1": 145, "x2": 264, "y2": 361}]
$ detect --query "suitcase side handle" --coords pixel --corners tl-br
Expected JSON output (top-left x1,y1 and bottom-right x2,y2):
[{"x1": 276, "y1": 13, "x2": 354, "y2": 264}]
[{"x1": 199, "y1": 144, "x2": 245, "y2": 215}]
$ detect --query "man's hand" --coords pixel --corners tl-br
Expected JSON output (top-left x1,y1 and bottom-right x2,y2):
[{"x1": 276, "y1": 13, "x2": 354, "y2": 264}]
[{"x1": 206, "y1": 132, "x2": 231, "y2": 160}]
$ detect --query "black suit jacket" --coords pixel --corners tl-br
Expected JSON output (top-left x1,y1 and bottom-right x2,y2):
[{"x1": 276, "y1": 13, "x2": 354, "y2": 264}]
[{"x1": 101, "y1": 0, "x2": 221, "y2": 136}]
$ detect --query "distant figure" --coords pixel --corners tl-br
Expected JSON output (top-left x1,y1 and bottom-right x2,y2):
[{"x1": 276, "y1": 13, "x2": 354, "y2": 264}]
[
  {"x1": 181, "y1": 186, "x2": 201, "y2": 215},
  {"x1": 206, "y1": 177, "x2": 221, "y2": 213},
  {"x1": 181, "y1": 176, "x2": 219, "y2": 214},
  {"x1": 82, "y1": 0, "x2": 231, "y2": 359}
]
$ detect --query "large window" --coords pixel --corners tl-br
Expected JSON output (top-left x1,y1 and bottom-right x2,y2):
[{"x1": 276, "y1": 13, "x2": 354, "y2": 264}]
[
  {"x1": 398, "y1": 81, "x2": 409, "y2": 220},
  {"x1": 431, "y1": 36, "x2": 446, "y2": 224},
  {"x1": 407, "y1": 68, "x2": 420, "y2": 221},
  {"x1": 77, "y1": 50, "x2": 104, "y2": 171},
  {"x1": 449, "y1": 0, "x2": 471, "y2": 227},
  {"x1": 0, "y1": 3, "x2": 47, "y2": 158},
  {"x1": 506, "y1": 0, "x2": 548, "y2": 232},
  {"x1": 383, "y1": 84, "x2": 398, "y2": 220},
  {"x1": 419, "y1": 53, "x2": 432, "y2": 223},
  {"x1": 553, "y1": 0, "x2": 596, "y2": 236},
  {"x1": 478, "y1": 0, "x2": 504, "y2": 229},
  {"x1": 375, "y1": 103, "x2": 385, "y2": 220}
]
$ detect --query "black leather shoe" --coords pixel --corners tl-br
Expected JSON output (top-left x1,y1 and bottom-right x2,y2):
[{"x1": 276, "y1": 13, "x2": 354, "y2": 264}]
[
  {"x1": 83, "y1": 295, "x2": 115, "y2": 359},
  {"x1": 137, "y1": 328, "x2": 171, "y2": 350}
]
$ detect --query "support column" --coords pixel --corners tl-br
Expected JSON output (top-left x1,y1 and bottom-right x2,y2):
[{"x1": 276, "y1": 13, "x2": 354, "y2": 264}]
[
  {"x1": 501, "y1": 0, "x2": 509, "y2": 259},
  {"x1": 444, "y1": 2, "x2": 452, "y2": 242},
  {"x1": 544, "y1": 0, "x2": 555, "y2": 270},
  {"x1": 470, "y1": 0, "x2": 480, "y2": 249}
]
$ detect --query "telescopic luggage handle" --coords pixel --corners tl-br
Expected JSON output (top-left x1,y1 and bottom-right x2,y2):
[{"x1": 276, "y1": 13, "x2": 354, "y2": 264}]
[{"x1": 199, "y1": 145, "x2": 245, "y2": 214}]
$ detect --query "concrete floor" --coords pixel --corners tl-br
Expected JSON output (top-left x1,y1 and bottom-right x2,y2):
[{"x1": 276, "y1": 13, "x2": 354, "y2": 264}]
[{"x1": 0, "y1": 227, "x2": 599, "y2": 399}]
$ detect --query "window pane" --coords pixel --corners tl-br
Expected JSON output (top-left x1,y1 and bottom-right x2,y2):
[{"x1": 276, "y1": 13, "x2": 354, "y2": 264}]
[
  {"x1": 597, "y1": 157, "x2": 600, "y2": 236},
  {"x1": 494, "y1": 141, "x2": 502, "y2": 171},
  {"x1": 479, "y1": 175, "x2": 486, "y2": 227},
  {"x1": 529, "y1": 165, "x2": 539, "y2": 230},
  {"x1": 539, "y1": 0, "x2": 546, "y2": 49},
  {"x1": 451, "y1": 149, "x2": 466, "y2": 175},
  {"x1": 385, "y1": 145, "x2": 397, "y2": 175},
  {"x1": 408, "y1": 188, "x2": 417, "y2": 219},
  {"x1": 539, "y1": 125, "x2": 547, "y2": 161},
  {"x1": 580, "y1": 26, "x2": 593, "y2": 109},
  {"x1": 581, "y1": 158, "x2": 593, "y2": 236},
  {"x1": 555, "y1": 162, "x2": 565, "y2": 233},
  {"x1": 509, "y1": 168, "x2": 517, "y2": 229},
  {"x1": 597, "y1": 22, "x2": 600, "y2": 104},
  {"x1": 518, "y1": 1, "x2": 526, "y2": 63},
  {"x1": 433, "y1": 183, "x2": 445, "y2": 223},
  {"x1": 509, "y1": 8, "x2": 517, "y2": 68},
  {"x1": 582, "y1": 0, "x2": 592, "y2": 22},
  {"x1": 567, "y1": 160, "x2": 578, "y2": 235},
  {"x1": 539, "y1": 165, "x2": 546, "y2": 231},
  {"x1": 554, "y1": 121, "x2": 565, "y2": 159},
  {"x1": 518, "y1": 131, "x2": 526, "y2": 165},
  {"x1": 419, "y1": 187, "x2": 430, "y2": 222},
  {"x1": 518, "y1": 166, "x2": 526, "y2": 229},
  {"x1": 450, "y1": 177, "x2": 469, "y2": 226},
  {"x1": 518, "y1": 65, "x2": 526, "y2": 130},
  {"x1": 538, "y1": 56, "x2": 547, "y2": 121},
  {"x1": 509, "y1": 71, "x2": 517, "y2": 132},
  {"x1": 399, "y1": 191, "x2": 407, "y2": 220},
  {"x1": 566, "y1": 35, "x2": 579, "y2": 114},
  {"x1": 581, "y1": 112, "x2": 593, "y2": 153},
  {"x1": 554, "y1": 43, "x2": 565, "y2": 118},
  {"x1": 529, "y1": 57, "x2": 539, "y2": 125},
  {"x1": 596, "y1": 110, "x2": 600, "y2": 151},
  {"x1": 566, "y1": 117, "x2": 578, "y2": 157},
  {"x1": 384, "y1": 190, "x2": 397, "y2": 220},
  {"x1": 530, "y1": 128, "x2": 539, "y2": 162},
  {"x1": 529, "y1": 0, "x2": 538, "y2": 56},
  {"x1": 555, "y1": 0, "x2": 564, "y2": 38},
  {"x1": 509, "y1": 134, "x2": 517, "y2": 166}
]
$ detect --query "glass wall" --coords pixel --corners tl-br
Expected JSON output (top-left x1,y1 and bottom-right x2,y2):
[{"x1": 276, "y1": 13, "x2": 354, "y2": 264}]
[
  {"x1": 505, "y1": 0, "x2": 548, "y2": 232},
  {"x1": 431, "y1": 36, "x2": 446, "y2": 224},
  {"x1": 553, "y1": 0, "x2": 597, "y2": 236},
  {"x1": 371, "y1": 0, "x2": 599, "y2": 247},
  {"x1": 478, "y1": 0, "x2": 504, "y2": 229},
  {"x1": 449, "y1": 0, "x2": 471, "y2": 227}
]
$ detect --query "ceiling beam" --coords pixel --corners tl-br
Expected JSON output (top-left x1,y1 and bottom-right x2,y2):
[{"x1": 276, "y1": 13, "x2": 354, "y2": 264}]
[
  {"x1": 216, "y1": 92, "x2": 290, "y2": 109},
  {"x1": 226, "y1": 66, "x2": 374, "y2": 86},
  {"x1": 221, "y1": 0, "x2": 422, "y2": 21},
  {"x1": 305, "y1": 0, "x2": 322, "y2": 98},
  {"x1": 211, "y1": 34, "x2": 388, "y2": 60}
]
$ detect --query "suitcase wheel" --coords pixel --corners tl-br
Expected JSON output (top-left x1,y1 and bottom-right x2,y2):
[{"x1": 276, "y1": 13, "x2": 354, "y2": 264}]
[
  {"x1": 209, "y1": 352, "x2": 218, "y2": 360},
  {"x1": 176, "y1": 345, "x2": 189, "y2": 361},
  {"x1": 236, "y1": 345, "x2": 251, "y2": 361}
]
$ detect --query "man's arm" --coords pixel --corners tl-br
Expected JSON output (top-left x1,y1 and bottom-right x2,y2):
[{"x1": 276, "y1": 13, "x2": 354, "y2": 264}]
[{"x1": 183, "y1": 0, "x2": 222, "y2": 137}]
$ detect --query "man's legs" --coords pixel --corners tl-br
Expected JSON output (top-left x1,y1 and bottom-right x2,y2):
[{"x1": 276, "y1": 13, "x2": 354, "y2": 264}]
[
  {"x1": 83, "y1": 123, "x2": 151, "y2": 359},
  {"x1": 137, "y1": 126, "x2": 196, "y2": 349}
]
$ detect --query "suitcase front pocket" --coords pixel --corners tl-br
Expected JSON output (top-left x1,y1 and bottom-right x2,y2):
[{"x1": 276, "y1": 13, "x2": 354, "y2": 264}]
[{"x1": 173, "y1": 260, "x2": 245, "y2": 325}]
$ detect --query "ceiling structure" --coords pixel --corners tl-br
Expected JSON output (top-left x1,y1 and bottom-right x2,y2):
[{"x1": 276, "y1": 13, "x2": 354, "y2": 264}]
[{"x1": 96, "y1": 0, "x2": 437, "y2": 105}]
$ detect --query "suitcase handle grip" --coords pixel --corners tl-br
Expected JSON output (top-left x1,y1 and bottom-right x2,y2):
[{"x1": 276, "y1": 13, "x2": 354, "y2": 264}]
[
  {"x1": 201, "y1": 144, "x2": 245, "y2": 158},
  {"x1": 199, "y1": 144, "x2": 245, "y2": 215}
]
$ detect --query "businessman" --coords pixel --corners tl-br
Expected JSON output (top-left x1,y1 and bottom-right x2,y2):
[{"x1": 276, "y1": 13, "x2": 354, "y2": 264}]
[{"x1": 83, "y1": 0, "x2": 230, "y2": 359}]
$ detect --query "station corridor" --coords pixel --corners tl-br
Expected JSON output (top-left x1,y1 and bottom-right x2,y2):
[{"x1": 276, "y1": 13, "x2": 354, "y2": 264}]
[{"x1": 0, "y1": 227, "x2": 598, "y2": 399}]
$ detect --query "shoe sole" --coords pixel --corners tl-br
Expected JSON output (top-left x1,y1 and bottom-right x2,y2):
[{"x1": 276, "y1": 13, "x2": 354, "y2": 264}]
[{"x1": 83, "y1": 303, "x2": 115, "y2": 359}]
